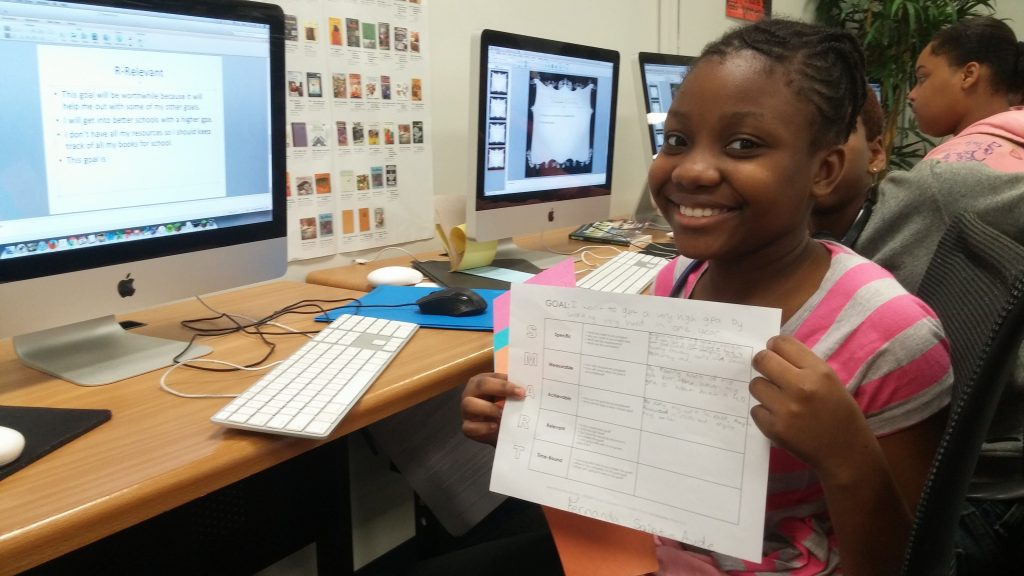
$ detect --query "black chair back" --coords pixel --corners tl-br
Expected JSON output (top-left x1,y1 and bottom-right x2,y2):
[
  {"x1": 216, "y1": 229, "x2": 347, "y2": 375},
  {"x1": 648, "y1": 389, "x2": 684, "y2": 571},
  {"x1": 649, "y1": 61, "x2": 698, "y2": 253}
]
[{"x1": 902, "y1": 213, "x2": 1024, "y2": 576}]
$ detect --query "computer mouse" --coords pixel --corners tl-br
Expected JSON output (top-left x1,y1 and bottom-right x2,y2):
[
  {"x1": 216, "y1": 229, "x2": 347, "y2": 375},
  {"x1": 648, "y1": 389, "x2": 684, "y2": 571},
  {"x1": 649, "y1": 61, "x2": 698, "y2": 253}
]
[
  {"x1": 0, "y1": 426, "x2": 25, "y2": 467},
  {"x1": 416, "y1": 287, "x2": 488, "y2": 317},
  {"x1": 367, "y1": 266, "x2": 424, "y2": 287}
]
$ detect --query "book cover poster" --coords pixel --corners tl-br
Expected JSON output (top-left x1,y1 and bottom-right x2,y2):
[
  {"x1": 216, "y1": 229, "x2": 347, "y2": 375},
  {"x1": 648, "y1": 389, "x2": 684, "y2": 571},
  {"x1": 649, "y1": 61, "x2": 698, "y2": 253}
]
[
  {"x1": 341, "y1": 210, "x2": 355, "y2": 235},
  {"x1": 332, "y1": 73, "x2": 347, "y2": 98},
  {"x1": 284, "y1": 15, "x2": 298, "y2": 42},
  {"x1": 287, "y1": 71, "x2": 304, "y2": 97},
  {"x1": 315, "y1": 172, "x2": 331, "y2": 194},
  {"x1": 295, "y1": 175, "x2": 313, "y2": 196},
  {"x1": 339, "y1": 170, "x2": 355, "y2": 193},
  {"x1": 299, "y1": 217, "x2": 317, "y2": 240},
  {"x1": 362, "y1": 22, "x2": 377, "y2": 49},
  {"x1": 345, "y1": 18, "x2": 360, "y2": 47},
  {"x1": 285, "y1": 0, "x2": 434, "y2": 260},
  {"x1": 328, "y1": 17, "x2": 343, "y2": 46},
  {"x1": 319, "y1": 213, "x2": 334, "y2": 237},
  {"x1": 349, "y1": 73, "x2": 362, "y2": 98},
  {"x1": 358, "y1": 207, "x2": 370, "y2": 232},
  {"x1": 336, "y1": 121, "x2": 348, "y2": 146},
  {"x1": 309, "y1": 122, "x2": 328, "y2": 147},
  {"x1": 394, "y1": 27, "x2": 408, "y2": 51},
  {"x1": 291, "y1": 122, "x2": 308, "y2": 147},
  {"x1": 307, "y1": 72, "x2": 323, "y2": 97}
]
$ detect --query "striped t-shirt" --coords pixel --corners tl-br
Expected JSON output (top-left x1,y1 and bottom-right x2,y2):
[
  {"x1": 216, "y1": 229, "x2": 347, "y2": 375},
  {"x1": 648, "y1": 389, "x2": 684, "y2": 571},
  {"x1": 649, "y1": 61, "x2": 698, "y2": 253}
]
[{"x1": 652, "y1": 241, "x2": 952, "y2": 575}]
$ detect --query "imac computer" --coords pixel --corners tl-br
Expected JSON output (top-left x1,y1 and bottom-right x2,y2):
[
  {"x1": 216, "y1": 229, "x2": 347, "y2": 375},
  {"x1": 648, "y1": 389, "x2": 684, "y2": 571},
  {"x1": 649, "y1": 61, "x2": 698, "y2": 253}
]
[
  {"x1": 465, "y1": 29, "x2": 619, "y2": 266},
  {"x1": 0, "y1": 0, "x2": 286, "y2": 385},
  {"x1": 634, "y1": 51, "x2": 694, "y2": 229}
]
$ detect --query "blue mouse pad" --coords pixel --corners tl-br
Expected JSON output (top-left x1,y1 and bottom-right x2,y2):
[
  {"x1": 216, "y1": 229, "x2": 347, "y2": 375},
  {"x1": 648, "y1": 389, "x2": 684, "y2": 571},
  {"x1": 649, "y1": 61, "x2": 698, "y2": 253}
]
[{"x1": 315, "y1": 286, "x2": 505, "y2": 331}]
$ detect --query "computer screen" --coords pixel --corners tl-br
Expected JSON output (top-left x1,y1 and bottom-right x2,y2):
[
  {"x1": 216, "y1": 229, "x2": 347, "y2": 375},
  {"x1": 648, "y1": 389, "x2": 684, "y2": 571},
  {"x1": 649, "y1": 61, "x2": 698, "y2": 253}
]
[
  {"x1": 0, "y1": 0, "x2": 286, "y2": 385},
  {"x1": 465, "y1": 29, "x2": 619, "y2": 265},
  {"x1": 637, "y1": 51, "x2": 694, "y2": 157}
]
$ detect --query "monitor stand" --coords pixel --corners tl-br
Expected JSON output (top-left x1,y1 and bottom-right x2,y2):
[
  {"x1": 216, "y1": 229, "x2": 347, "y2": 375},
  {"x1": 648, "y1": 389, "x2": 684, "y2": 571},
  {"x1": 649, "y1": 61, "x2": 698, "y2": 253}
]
[
  {"x1": 493, "y1": 237, "x2": 567, "y2": 269},
  {"x1": 13, "y1": 315, "x2": 212, "y2": 386},
  {"x1": 633, "y1": 176, "x2": 671, "y2": 230}
]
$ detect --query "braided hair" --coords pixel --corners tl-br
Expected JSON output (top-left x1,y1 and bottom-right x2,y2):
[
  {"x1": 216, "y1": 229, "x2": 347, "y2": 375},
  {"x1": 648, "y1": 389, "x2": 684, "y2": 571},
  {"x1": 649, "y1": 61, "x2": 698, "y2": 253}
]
[
  {"x1": 929, "y1": 16, "x2": 1024, "y2": 97},
  {"x1": 697, "y1": 18, "x2": 867, "y2": 151}
]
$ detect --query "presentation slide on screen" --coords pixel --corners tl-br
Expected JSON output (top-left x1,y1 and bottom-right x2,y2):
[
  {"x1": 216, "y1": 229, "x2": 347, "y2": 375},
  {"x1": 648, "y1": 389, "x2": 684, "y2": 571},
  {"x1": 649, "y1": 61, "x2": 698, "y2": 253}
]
[{"x1": 38, "y1": 45, "x2": 227, "y2": 215}]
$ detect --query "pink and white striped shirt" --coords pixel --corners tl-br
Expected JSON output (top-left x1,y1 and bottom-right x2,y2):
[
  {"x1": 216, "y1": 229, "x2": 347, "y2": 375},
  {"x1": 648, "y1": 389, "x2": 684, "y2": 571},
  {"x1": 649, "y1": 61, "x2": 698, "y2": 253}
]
[{"x1": 653, "y1": 241, "x2": 952, "y2": 575}]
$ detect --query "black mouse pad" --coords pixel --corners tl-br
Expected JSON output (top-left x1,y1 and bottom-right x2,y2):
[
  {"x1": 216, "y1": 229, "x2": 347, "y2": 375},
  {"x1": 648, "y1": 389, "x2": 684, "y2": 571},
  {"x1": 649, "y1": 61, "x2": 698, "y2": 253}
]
[{"x1": 0, "y1": 405, "x2": 112, "y2": 482}]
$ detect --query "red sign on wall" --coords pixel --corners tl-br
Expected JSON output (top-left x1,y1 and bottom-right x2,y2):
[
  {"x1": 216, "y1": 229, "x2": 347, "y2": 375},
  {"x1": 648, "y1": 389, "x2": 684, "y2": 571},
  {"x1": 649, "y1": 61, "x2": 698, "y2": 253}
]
[{"x1": 726, "y1": 0, "x2": 770, "y2": 22}]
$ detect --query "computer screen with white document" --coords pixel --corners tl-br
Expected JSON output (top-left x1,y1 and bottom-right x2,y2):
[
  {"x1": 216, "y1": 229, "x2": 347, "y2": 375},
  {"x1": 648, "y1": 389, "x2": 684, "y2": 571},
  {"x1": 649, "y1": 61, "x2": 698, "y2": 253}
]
[
  {"x1": 0, "y1": 0, "x2": 285, "y2": 385},
  {"x1": 465, "y1": 29, "x2": 619, "y2": 265}
]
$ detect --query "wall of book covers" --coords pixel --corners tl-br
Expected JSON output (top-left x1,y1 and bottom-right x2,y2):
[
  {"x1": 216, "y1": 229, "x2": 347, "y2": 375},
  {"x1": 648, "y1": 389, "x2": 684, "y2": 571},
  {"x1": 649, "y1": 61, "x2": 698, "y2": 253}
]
[{"x1": 277, "y1": 0, "x2": 433, "y2": 261}]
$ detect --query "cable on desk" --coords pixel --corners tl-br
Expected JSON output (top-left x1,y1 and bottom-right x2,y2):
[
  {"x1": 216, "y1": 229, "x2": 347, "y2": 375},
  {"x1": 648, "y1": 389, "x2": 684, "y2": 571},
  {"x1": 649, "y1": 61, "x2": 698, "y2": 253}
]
[
  {"x1": 160, "y1": 358, "x2": 284, "y2": 399},
  {"x1": 162, "y1": 294, "x2": 426, "y2": 398},
  {"x1": 353, "y1": 245, "x2": 425, "y2": 265}
]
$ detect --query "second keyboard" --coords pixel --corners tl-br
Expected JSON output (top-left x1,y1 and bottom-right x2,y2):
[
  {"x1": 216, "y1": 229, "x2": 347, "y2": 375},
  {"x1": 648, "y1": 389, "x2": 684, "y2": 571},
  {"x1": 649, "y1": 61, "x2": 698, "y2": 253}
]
[{"x1": 577, "y1": 251, "x2": 669, "y2": 294}]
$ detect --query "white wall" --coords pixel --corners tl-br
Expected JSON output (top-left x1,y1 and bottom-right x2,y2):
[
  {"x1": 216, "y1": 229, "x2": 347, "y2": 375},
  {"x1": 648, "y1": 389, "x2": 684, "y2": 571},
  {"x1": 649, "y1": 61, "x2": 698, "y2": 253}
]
[
  {"x1": 284, "y1": 0, "x2": 1017, "y2": 283},
  {"x1": 284, "y1": 0, "x2": 665, "y2": 281}
]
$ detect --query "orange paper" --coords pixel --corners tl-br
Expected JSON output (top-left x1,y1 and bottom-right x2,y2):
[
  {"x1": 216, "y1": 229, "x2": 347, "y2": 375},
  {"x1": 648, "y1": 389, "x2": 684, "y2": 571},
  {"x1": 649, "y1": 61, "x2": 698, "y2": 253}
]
[{"x1": 544, "y1": 507, "x2": 657, "y2": 576}]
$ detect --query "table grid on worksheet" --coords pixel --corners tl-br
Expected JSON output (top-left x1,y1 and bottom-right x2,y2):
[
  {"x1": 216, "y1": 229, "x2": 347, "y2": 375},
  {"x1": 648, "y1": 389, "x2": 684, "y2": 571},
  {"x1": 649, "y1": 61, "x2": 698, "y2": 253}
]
[{"x1": 522, "y1": 317, "x2": 755, "y2": 525}]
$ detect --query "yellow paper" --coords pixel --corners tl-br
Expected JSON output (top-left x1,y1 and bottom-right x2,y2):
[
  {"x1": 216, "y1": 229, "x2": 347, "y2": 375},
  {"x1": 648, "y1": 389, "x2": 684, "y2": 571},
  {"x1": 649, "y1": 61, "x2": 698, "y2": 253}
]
[{"x1": 448, "y1": 224, "x2": 497, "y2": 271}]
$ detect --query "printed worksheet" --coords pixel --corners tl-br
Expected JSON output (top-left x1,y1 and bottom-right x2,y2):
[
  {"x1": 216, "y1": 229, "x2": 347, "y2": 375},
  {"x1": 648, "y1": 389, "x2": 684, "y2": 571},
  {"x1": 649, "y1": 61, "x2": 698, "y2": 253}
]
[{"x1": 491, "y1": 283, "x2": 781, "y2": 562}]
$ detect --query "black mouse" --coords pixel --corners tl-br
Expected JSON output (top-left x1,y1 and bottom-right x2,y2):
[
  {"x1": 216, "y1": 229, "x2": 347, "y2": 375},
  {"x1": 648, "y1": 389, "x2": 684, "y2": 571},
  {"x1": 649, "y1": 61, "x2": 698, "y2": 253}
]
[{"x1": 415, "y1": 287, "x2": 488, "y2": 317}]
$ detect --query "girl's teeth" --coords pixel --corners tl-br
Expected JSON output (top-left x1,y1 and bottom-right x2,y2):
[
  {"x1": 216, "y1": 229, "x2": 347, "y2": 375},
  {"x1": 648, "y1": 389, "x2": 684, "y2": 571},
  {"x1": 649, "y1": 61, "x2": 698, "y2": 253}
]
[{"x1": 679, "y1": 206, "x2": 724, "y2": 218}]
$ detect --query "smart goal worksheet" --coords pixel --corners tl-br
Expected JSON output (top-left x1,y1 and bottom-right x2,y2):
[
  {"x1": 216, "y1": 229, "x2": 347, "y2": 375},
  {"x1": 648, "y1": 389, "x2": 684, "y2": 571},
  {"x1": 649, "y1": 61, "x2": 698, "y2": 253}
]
[{"x1": 491, "y1": 283, "x2": 780, "y2": 562}]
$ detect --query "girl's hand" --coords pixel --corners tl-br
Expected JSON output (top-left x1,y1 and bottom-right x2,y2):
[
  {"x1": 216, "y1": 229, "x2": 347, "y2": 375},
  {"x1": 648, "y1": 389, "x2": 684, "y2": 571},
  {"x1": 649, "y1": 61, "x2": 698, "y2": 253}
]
[
  {"x1": 749, "y1": 336, "x2": 875, "y2": 474},
  {"x1": 461, "y1": 372, "x2": 525, "y2": 446}
]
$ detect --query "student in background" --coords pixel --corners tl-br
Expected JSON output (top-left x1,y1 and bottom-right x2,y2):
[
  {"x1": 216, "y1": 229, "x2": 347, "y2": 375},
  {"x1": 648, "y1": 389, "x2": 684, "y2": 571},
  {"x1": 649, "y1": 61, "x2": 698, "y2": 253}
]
[
  {"x1": 464, "y1": 18, "x2": 951, "y2": 576},
  {"x1": 856, "y1": 15, "x2": 1024, "y2": 293},
  {"x1": 850, "y1": 15, "x2": 1024, "y2": 574},
  {"x1": 810, "y1": 85, "x2": 886, "y2": 246}
]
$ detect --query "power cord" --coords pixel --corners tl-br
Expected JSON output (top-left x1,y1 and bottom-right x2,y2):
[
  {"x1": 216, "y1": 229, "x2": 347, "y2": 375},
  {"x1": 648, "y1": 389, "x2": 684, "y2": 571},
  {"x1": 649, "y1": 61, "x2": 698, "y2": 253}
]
[{"x1": 161, "y1": 294, "x2": 427, "y2": 398}]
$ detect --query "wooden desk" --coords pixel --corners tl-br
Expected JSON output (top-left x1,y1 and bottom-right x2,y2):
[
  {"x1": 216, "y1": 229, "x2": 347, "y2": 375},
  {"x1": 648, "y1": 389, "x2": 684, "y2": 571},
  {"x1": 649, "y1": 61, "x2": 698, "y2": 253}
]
[
  {"x1": 0, "y1": 281, "x2": 493, "y2": 575},
  {"x1": 305, "y1": 228, "x2": 636, "y2": 291}
]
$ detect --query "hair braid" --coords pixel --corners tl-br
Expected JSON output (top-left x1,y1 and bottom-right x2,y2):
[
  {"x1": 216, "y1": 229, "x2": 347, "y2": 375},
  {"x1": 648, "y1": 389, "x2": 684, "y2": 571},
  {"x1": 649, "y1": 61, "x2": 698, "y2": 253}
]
[{"x1": 698, "y1": 18, "x2": 867, "y2": 150}]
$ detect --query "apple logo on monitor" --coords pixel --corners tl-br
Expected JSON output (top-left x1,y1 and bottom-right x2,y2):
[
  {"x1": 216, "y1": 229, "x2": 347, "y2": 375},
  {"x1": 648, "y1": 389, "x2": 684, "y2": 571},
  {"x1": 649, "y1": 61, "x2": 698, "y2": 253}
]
[{"x1": 117, "y1": 274, "x2": 136, "y2": 298}]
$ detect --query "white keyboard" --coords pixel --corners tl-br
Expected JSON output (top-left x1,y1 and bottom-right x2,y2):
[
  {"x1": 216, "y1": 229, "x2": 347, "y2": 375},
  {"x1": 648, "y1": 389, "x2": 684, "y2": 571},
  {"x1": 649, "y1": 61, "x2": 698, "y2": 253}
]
[
  {"x1": 577, "y1": 251, "x2": 669, "y2": 294},
  {"x1": 211, "y1": 314, "x2": 418, "y2": 438}
]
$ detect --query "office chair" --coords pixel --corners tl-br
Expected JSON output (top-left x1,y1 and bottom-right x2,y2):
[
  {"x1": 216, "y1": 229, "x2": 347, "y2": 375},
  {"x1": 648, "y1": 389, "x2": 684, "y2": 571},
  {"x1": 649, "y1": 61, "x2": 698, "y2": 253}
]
[{"x1": 902, "y1": 213, "x2": 1024, "y2": 576}]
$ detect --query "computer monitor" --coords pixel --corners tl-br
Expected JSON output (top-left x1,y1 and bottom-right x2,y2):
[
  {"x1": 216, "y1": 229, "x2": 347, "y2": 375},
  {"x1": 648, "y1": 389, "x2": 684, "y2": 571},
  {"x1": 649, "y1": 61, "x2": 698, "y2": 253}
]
[
  {"x1": 465, "y1": 29, "x2": 619, "y2": 266},
  {"x1": 633, "y1": 51, "x2": 694, "y2": 229},
  {"x1": 637, "y1": 51, "x2": 694, "y2": 157},
  {"x1": 0, "y1": 0, "x2": 286, "y2": 385}
]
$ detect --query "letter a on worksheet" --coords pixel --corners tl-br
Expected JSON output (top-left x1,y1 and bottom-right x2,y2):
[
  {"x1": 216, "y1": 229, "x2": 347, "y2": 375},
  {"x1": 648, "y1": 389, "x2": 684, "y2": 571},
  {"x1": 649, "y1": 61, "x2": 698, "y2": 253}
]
[{"x1": 492, "y1": 283, "x2": 780, "y2": 562}]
